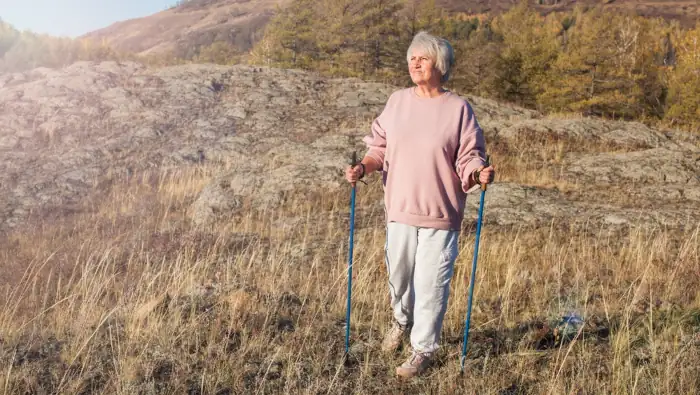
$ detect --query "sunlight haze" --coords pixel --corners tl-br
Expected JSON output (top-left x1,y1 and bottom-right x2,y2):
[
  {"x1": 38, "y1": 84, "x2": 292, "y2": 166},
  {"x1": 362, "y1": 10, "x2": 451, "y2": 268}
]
[{"x1": 0, "y1": 0, "x2": 174, "y2": 37}]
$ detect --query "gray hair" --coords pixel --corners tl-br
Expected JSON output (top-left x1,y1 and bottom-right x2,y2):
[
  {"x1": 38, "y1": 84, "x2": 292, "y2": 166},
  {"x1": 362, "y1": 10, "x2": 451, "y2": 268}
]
[{"x1": 406, "y1": 31, "x2": 455, "y2": 83}]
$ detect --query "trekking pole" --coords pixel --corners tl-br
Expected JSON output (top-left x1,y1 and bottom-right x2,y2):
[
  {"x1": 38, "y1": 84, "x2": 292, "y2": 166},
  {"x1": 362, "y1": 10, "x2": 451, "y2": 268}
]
[
  {"x1": 344, "y1": 152, "x2": 358, "y2": 357},
  {"x1": 460, "y1": 155, "x2": 490, "y2": 374}
]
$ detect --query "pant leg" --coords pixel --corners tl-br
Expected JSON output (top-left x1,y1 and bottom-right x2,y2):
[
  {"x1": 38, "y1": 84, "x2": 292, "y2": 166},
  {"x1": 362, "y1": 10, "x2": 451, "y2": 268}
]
[
  {"x1": 385, "y1": 222, "x2": 419, "y2": 327},
  {"x1": 410, "y1": 227, "x2": 460, "y2": 354}
]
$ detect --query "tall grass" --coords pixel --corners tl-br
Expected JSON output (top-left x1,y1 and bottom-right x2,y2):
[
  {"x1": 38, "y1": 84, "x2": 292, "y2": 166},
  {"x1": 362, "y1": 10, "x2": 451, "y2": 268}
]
[{"x1": 0, "y1": 162, "x2": 698, "y2": 394}]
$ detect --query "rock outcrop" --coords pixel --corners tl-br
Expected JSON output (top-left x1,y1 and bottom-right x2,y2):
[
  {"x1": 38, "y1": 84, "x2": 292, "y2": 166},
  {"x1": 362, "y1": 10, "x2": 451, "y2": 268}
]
[{"x1": 1, "y1": 61, "x2": 698, "y2": 231}]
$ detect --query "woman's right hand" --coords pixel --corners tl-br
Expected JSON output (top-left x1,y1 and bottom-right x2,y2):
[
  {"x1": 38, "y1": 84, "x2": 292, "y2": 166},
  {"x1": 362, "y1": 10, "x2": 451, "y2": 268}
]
[{"x1": 345, "y1": 164, "x2": 364, "y2": 184}]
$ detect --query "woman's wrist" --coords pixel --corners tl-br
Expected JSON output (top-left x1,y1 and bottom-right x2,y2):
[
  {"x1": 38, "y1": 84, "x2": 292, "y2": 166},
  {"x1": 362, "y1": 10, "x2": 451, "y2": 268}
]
[
  {"x1": 473, "y1": 169, "x2": 481, "y2": 185},
  {"x1": 360, "y1": 157, "x2": 381, "y2": 178}
]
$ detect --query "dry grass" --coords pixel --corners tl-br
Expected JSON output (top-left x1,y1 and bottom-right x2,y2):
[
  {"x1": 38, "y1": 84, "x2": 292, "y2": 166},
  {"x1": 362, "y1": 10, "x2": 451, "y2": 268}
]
[
  {"x1": 1, "y1": 148, "x2": 699, "y2": 393},
  {"x1": 486, "y1": 126, "x2": 670, "y2": 209},
  {"x1": 1, "y1": 171, "x2": 698, "y2": 394}
]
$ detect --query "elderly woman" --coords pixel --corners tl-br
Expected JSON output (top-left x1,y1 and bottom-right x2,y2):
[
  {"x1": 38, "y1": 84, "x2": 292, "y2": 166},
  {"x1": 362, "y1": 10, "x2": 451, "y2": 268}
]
[{"x1": 345, "y1": 31, "x2": 495, "y2": 378}]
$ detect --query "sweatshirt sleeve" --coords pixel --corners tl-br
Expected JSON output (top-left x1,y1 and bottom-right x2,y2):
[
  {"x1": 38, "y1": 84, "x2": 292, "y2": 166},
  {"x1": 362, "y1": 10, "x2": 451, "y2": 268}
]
[
  {"x1": 362, "y1": 94, "x2": 393, "y2": 166},
  {"x1": 455, "y1": 102, "x2": 487, "y2": 193},
  {"x1": 363, "y1": 118, "x2": 387, "y2": 166}
]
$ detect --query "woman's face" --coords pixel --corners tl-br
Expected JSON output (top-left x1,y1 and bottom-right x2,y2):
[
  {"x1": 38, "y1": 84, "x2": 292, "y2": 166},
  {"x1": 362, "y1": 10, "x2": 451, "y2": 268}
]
[{"x1": 408, "y1": 49, "x2": 441, "y2": 87}]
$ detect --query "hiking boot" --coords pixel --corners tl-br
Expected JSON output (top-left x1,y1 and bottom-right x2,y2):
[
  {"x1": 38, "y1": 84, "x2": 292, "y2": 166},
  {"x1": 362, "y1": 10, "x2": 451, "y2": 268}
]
[
  {"x1": 396, "y1": 351, "x2": 433, "y2": 378},
  {"x1": 381, "y1": 321, "x2": 408, "y2": 352}
]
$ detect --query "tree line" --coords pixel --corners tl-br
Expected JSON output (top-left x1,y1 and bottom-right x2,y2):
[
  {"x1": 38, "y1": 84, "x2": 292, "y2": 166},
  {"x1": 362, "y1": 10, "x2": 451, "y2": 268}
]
[
  {"x1": 249, "y1": 0, "x2": 699, "y2": 132},
  {"x1": 0, "y1": 20, "x2": 127, "y2": 72},
  {"x1": 0, "y1": 18, "x2": 244, "y2": 71}
]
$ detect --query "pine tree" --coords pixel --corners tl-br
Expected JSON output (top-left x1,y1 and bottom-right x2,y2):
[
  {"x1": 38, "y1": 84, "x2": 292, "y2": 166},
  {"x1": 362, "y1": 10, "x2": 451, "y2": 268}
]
[
  {"x1": 491, "y1": 1, "x2": 559, "y2": 107},
  {"x1": 448, "y1": 22, "x2": 501, "y2": 97},
  {"x1": 0, "y1": 21, "x2": 19, "y2": 57},
  {"x1": 539, "y1": 8, "x2": 667, "y2": 119},
  {"x1": 402, "y1": 0, "x2": 444, "y2": 39},
  {"x1": 259, "y1": 0, "x2": 318, "y2": 68},
  {"x1": 313, "y1": 0, "x2": 364, "y2": 76},
  {"x1": 665, "y1": 25, "x2": 700, "y2": 131},
  {"x1": 351, "y1": 0, "x2": 404, "y2": 76}
]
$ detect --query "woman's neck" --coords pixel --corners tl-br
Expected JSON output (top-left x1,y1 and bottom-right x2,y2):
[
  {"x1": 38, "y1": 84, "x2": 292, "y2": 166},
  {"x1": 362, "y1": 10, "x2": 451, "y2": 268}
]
[{"x1": 414, "y1": 84, "x2": 445, "y2": 98}]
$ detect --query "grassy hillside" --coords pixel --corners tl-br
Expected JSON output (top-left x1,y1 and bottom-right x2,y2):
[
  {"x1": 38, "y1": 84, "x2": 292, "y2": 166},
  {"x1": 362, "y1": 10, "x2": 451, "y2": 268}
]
[
  {"x1": 1, "y1": 120, "x2": 698, "y2": 393},
  {"x1": 82, "y1": 0, "x2": 699, "y2": 59},
  {"x1": 82, "y1": 0, "x2": 287, "y2": 58},
  {"x1": 0, "y1": 2, "x2": 698, "y2": 392}
]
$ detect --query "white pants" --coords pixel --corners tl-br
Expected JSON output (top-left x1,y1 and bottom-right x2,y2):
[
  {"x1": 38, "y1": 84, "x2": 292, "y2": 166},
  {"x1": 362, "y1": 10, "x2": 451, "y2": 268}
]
[{"x1": 385, "y1": 221, "x2": 459, "y2": 354}]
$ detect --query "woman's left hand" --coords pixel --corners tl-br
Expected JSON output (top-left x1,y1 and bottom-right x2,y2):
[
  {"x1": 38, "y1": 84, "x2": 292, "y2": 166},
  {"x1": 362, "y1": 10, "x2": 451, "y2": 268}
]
[{"x1": 477, "y1": 165, "x2": 495, "y2": 185}]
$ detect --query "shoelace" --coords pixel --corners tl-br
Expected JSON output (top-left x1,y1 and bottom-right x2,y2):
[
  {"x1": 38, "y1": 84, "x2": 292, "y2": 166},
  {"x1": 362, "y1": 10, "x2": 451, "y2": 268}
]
[{"x1": 409, "y1": 353, "x2": 427, "y2": 365}]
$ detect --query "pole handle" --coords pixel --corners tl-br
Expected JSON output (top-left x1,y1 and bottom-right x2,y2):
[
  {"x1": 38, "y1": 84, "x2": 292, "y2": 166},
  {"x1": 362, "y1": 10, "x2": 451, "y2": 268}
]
[
  {"x1": 349, "y1": 151, "x2": 366, "y2": 186},
  {"x1": 475, "y1": 154, "x2": 491, "y2": 191},
  {"x1": 482, "y1": 154, "x2": 490, "y2": 191}
]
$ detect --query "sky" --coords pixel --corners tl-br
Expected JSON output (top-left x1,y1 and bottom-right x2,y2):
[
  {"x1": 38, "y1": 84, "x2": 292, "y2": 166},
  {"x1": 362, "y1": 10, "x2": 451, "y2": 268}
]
[{"x1": 0, "y1": 0, "x2": 175, "y2": 37}]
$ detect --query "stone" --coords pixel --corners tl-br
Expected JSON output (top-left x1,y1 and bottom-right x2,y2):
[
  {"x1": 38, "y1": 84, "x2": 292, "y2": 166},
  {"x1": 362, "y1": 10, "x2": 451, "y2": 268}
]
[
  {"x1": 189, "y1": 169, "x2": 260, "y2": 226},
  {"x1": 496, "y1": 117, "x2": 671, "y2": 150},
  {"x1": 565, "y1": 148, "x2": 699, "y2": 185}
]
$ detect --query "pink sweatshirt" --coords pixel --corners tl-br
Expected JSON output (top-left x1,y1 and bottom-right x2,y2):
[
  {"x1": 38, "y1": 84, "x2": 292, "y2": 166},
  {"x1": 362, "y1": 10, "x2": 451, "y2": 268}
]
[{"x1": 363, "y1": 88, "x2": 487, "y2": 231}]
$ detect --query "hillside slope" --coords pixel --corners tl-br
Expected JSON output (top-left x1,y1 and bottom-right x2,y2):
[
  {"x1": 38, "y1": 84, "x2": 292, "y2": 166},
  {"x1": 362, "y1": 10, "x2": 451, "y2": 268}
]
[
  {"x1": 1, "y1": 61, "x2": 699, "y2": 394},
  {"x1": 82, "y1": 0, "x2": 698, "y2": 58},
  {"x1": 82, "y1": 0, "x2": 288, "y2": 57},
  {"x1": 1, "y1": 61, "x2": 698, "y2": 233}
]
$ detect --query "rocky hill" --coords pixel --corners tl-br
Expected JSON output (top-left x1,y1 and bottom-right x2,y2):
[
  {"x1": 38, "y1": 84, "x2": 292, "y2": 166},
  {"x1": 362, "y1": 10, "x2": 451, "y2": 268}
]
[
  {"x1": 1, "y1": 61, "x2": 698, "y2": 233},
  {"x1": 82, "y1": 0, "x2": 288, "y2": 57},
  {"x1": 82, "y1": 0, "x2": 698, "y2": 58}
]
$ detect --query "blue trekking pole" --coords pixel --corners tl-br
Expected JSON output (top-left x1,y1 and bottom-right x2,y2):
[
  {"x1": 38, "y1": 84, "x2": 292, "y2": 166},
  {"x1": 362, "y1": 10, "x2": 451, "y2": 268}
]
[
  {"x1": 344, "y1": 152, "x2": 358, "y2": 357},
  {"x1": 460, "y1": 155, "x2": 490, "y2": 374}
]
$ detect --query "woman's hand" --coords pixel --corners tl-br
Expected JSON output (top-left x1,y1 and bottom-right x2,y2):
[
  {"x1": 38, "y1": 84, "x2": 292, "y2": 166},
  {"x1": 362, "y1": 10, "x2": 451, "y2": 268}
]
[
  {"x1": 345, "y1": 164, "x2": 364, "y2": 184},
  {"x1": 476, "y1": 165, "x2": 495, "y2": 185}
]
